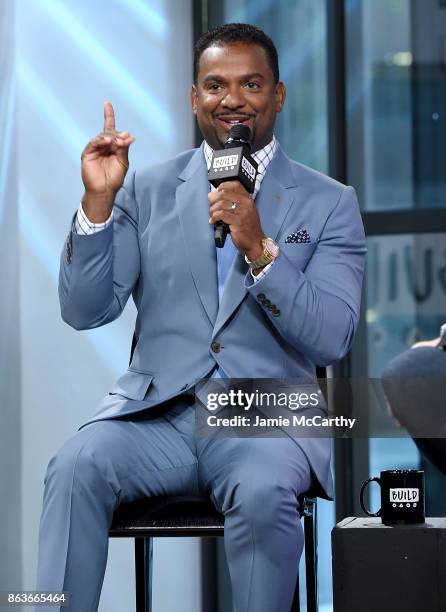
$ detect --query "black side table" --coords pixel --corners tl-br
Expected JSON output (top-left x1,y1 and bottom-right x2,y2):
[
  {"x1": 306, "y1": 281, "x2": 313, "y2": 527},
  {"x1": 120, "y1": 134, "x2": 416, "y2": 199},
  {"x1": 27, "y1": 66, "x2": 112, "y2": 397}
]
[{"x1": 332, "y1": 517, "x2": 446, "y2": 612}]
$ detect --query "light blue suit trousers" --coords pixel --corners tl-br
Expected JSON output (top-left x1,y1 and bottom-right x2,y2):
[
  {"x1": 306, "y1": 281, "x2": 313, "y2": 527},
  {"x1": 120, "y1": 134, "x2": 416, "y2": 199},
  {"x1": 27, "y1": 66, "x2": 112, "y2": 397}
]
[{"x1": 36, "y1": 395, "x2": 312, "y2": 612}]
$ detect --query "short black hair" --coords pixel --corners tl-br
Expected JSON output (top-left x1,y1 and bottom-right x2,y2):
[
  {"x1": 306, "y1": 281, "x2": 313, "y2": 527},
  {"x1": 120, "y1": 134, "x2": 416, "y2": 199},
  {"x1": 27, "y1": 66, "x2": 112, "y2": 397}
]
[{"x1": 194, "y1": 23, "x2": 279, "y2": 84}]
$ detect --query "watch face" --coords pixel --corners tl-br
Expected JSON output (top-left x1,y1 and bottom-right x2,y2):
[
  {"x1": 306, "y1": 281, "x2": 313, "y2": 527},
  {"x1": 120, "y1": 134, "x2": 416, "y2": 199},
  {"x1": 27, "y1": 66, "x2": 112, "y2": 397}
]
[{"x1": 265, "y1": 238, "x2": 279, "y2": 258}]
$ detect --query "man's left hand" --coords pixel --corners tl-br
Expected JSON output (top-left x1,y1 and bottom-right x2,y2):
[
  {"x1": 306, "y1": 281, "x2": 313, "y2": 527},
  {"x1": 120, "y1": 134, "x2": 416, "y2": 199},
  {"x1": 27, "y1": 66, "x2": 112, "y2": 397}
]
[{"x1": 208, "y1": 180, "x2": 264, "y2": 260}]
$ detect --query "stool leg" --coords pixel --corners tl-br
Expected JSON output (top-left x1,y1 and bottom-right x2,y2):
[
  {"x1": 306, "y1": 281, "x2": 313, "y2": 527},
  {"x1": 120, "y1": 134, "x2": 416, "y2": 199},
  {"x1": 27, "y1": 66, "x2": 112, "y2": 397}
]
[
  {"x1": 304, "y1": 500, "x2": 318, "y2": 612},
  {"x1": 146, "y1": 537, "x2": 153, "y2": 612},
  {"x1": 135, "y1": 537, "x2": 153, "y2": 612}
]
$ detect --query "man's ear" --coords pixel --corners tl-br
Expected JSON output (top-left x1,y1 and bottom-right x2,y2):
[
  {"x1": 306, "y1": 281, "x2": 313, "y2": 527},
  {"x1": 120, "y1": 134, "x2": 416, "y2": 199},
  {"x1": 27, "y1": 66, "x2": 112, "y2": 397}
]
[
  {"x1": 275, "y1": 81, "x2": 286, "y2": 113},
  {"x1": 191, "y1": 84, "x2": 198, "y2": 115}
]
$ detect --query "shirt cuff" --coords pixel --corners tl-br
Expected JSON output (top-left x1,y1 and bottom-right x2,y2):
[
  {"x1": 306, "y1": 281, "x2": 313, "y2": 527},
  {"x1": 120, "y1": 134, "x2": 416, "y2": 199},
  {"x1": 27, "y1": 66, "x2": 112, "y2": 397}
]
[
  {"x1": 74, "y1": 202, "x2": 114, "y2": 235},
  {"x1": 251, "y1": 259, "x2": 275, "y2": 283}
]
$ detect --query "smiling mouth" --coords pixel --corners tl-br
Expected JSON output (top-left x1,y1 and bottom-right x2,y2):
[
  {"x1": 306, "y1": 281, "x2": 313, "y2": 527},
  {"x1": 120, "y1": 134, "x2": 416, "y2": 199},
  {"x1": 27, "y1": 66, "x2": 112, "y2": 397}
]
[{"x1": 216, "y1": 116, "x2": 252, "y2": 128}]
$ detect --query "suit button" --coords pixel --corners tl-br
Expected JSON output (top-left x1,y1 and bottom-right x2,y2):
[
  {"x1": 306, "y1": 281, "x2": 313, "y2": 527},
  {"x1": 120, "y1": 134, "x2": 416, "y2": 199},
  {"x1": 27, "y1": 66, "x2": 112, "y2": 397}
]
[
  {"x1": 263, "y1": 299, "x2": 272, "y2": 307},
  {"x1": 257, "y1": 293, "x2": 266, "y2": 301},
  {"x1": 271, "y1": 308, "x2": 281, "y2": 317},
  {"x1": 211, "y1": 341, "x2": 221, "y2": 353}
]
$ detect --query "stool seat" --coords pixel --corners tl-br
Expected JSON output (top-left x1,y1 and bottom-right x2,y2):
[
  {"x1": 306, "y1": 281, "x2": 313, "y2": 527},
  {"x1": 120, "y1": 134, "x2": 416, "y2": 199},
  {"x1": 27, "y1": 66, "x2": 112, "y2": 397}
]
[
  {"x1": 110, "y1": 495, "x2": 224, "y2": 536},
  {"x1": 110, "y1": 494, "x2": 317, "y2": 612}
]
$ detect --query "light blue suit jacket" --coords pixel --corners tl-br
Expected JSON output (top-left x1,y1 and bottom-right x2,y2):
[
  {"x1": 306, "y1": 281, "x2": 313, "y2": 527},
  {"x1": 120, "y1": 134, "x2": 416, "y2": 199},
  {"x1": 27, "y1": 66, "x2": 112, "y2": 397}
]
[{"x1": 59, "y1": 142, "x2": 366, "y2": 499}]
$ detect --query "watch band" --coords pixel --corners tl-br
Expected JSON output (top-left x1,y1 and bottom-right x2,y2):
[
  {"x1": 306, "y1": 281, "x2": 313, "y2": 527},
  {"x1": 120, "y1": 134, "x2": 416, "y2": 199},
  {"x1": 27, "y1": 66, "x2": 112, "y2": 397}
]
[{"x1": 245, "y1": 237, "x2": 279, "y2": 270}]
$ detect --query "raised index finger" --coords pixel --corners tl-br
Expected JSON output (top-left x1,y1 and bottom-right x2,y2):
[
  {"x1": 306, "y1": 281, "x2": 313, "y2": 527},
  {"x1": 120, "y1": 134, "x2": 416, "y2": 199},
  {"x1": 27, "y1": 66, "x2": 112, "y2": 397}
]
[{"x1": 103, "y1": 100, "x2": 115, "y2": 132}]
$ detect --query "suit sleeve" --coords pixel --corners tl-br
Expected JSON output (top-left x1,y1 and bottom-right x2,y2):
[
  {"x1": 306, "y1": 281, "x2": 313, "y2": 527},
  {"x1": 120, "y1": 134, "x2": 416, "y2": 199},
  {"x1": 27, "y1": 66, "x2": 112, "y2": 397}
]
[
  {"x1": 58, "y1": 171, "x2": 141, "y2": 330},
  {"x1": 245, "y1": 186, "x2": 366, "y2": 366}
]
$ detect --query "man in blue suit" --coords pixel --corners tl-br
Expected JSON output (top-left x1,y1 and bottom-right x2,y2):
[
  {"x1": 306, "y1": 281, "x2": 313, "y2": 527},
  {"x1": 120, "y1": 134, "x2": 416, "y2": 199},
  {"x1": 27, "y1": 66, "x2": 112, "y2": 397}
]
[{"x1": 37, "y1": 23, "x2": 366, "y2": 612}]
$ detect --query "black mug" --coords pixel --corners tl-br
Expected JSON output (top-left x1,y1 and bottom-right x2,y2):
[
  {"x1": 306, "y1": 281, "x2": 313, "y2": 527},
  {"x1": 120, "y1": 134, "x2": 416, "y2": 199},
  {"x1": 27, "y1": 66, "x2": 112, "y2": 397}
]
[{"x1": 360, "y1": 469, "x2": 425, "y2": 525}]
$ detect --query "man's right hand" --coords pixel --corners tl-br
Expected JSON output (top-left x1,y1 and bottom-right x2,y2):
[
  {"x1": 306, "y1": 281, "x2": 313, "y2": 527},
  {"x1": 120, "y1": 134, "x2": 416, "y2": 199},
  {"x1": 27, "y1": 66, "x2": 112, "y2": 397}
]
[{"x1": 81, "y1": 101, "x2": 136, "y2": 223}]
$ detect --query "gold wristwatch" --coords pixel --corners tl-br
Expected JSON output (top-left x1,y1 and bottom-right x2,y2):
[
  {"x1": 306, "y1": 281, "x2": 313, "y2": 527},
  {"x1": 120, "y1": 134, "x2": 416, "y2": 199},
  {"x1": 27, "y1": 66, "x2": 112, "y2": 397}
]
[{"x1": 245, "y1": 237, "x2": 280, "y2": 271}]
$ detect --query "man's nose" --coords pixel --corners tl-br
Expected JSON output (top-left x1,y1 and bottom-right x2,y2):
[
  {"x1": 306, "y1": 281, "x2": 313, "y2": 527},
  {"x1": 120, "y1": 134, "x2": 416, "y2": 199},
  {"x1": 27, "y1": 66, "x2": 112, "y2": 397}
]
[{"x1": 221, "y1": 87, "x2": 246, "y2": 109}]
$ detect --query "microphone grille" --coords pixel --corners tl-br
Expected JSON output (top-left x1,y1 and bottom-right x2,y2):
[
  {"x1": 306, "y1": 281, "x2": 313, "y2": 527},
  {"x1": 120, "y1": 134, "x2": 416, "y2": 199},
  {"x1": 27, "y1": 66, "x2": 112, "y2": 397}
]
[{"x1": 228, "y1": 123, "x2": 251, "y2": 143}]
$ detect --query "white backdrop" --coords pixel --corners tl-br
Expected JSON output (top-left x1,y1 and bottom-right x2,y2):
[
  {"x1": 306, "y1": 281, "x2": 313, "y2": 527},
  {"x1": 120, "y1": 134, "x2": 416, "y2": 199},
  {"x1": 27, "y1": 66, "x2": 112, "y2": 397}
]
[
  {"x1": 0, "y1": 0, "x2": 21, "y2": 597},
  {"x1": 1, "y1": 1, "x2": 203, "y2": 610}
]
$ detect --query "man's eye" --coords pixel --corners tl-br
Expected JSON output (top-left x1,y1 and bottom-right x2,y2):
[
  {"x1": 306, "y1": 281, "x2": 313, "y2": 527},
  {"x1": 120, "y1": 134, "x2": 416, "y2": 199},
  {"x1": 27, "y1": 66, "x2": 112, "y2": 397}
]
[
  {"x1": 208, "y1": 83, "x2": 223, "y2": 91},
  {"x1": 245, "y1": 82, "x2": 260, "y2": 89}
]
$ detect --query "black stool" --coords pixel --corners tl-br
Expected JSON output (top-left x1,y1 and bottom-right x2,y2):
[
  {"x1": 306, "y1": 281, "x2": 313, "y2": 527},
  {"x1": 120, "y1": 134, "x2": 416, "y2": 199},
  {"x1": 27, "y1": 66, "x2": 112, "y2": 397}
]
[{"x1": 110, "y1": 494, "x2": 318, "y2": 612}]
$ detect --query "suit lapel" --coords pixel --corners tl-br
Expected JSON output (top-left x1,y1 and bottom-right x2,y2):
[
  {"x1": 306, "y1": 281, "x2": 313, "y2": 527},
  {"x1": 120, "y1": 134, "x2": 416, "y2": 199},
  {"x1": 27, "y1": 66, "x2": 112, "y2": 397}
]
[
  {"x1": 177, "y1": 146, "x2": 219, "y2": 325},
  {"x1": 212, "y1": 145, "x2": 299, "y2": 339}
]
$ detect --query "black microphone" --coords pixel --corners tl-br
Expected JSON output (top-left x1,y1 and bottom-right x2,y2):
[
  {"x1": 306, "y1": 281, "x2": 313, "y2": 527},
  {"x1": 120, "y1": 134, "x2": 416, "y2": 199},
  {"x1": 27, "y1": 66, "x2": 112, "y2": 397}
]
[{"x1": 208, "y1": 124, "x2": 258, "y2": 248}]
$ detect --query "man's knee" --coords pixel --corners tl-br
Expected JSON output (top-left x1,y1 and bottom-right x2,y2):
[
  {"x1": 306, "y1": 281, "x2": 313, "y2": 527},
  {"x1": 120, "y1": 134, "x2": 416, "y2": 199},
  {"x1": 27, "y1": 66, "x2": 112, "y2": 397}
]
[
  {"x1": 224, "y1": 473, "x2": 301, "y2": 533},
  {"x1": 43, "y1": 426, "x2": 111, "y2": 491}
]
